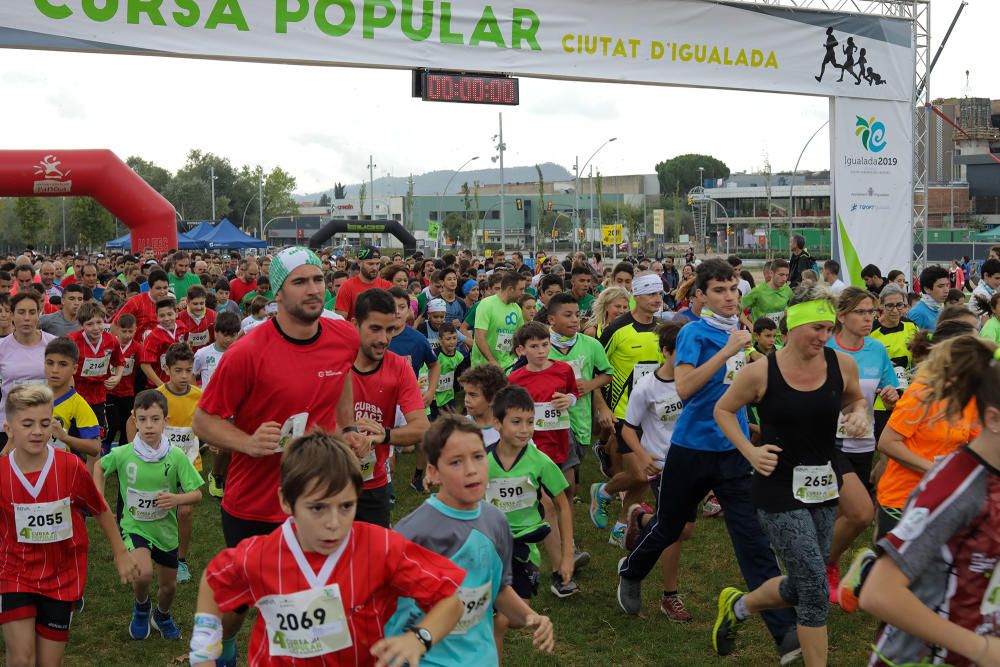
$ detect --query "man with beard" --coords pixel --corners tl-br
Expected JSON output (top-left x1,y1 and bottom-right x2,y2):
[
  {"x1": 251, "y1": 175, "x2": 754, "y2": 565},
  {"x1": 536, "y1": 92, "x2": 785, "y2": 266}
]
[
  {"x1": 334, "y1": 246, "x2": 392, "y2": 321},
  {"x1": 349, "y1": 288, "x2": 429, "y2": 527},
  {"x1": 193, "y1": 246, "x2": 370, "y2": 667},
  {"x1": 167, "y1": 251, "x2": 201, "y2": 301}
]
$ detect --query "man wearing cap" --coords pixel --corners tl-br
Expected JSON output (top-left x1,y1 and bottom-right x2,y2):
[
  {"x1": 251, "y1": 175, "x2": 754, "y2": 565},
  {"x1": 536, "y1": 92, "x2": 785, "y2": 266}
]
[
  {"x1": 334, "y1": 246, "x2": 392, "y2": 321},
  {"x1": 194, "y1": 246, "x2": 370, "y2": 667}
]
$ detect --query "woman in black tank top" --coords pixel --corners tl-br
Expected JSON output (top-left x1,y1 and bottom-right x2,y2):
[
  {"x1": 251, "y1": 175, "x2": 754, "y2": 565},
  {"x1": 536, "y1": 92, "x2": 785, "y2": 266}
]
[{"x1": 711, "y1": 289, "x2": 868, "y2": 666}]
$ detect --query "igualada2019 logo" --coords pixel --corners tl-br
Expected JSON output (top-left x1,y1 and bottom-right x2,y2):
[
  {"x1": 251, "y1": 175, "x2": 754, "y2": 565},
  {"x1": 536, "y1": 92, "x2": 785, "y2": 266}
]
[
  {"x1": 33, "y1": 154, "x2": 73, "y2": 194},
  {"x1": 856, "y1": 115, "x2": 887, "y2": 152}
]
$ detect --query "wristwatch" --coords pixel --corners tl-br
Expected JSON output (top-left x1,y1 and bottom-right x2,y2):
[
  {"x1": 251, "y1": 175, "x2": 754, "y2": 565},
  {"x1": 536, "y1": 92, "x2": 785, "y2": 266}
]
[
  {"x1": 382, "y1": 428, "x2": 392, "y2": 445},
  {"x1": 342, "y1": 426, "x2": 360, "y2": 434},
  {"x1": 411, "y1": 627, "x2": 433, "y2": 654}
]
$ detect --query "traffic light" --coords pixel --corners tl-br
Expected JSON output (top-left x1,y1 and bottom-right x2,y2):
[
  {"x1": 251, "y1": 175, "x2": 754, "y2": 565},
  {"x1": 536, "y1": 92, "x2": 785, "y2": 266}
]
[
  {"x1": 483, "y1": 229, "x2": 489, "y2": 242},
  {"x1": 547, "y1": 200, "x2": 553, "y2": 211},
  {"x1": 551, "y1": 228, "x2": 558, "y2": 238},
  {"x1": 515, "y1": 198, "x2": 523, "y2": 210},
  {"x1": 577, "y1": 228, "x2": 585, "y2": 241}
]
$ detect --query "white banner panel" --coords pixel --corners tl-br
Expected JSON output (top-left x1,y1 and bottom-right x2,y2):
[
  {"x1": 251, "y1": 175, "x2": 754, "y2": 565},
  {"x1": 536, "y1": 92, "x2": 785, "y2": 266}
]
[
  {"x1": 0, "y1": 1, "x2": 912, "y2": 101},
  {"x1": 830, "y1": 96, "x2": 913, "y2": 285}
]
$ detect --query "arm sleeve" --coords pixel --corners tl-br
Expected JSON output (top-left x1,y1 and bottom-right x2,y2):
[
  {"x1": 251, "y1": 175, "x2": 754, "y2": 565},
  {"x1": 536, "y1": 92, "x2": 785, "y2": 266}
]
[
  {"x1": 623, "y1": 379, "x2": 647, "y2": 429},
  {"x1": 140, "y1": 336, "x2": 159, "y2": 364},
  {"x1": 473, "y1": 300, "x2": 489, "y2": 331},
  {"x1": 537, "y1": 454, "x2": 570, "y2": 497},
  {"x1": 885, "y1": 385, "x2": 930, "y2": 438},
  {"x1": 74, "y1": 401, "x2": 100, "y2": 440},
  {"x1": 387, "y1": 530, "x2": 465, "y2": 612},
  {"x1": 673, "y1": 325, "x2": 703, "y2": 368},
  {"x1": 591, "y1": 340, "x2": 614, "y2": 375},
  {"x1": 192, "y1": 349, "x2": 205, "y2": 377},
  {"x1": 879, "y1": 344, "x2": 899, "y2": 389},
  {"x1": 564, "y1": 364, "x2": 580, "y2": 397},
  {"x1": 99, "y1": 446, "x2": 120, "y2": 475},
  {"x1": 205, "y1": 542, "x2": 257, "y2": 613},
  {"x1": 110, "y1": 342, "x2": 125, "y2": 369}
]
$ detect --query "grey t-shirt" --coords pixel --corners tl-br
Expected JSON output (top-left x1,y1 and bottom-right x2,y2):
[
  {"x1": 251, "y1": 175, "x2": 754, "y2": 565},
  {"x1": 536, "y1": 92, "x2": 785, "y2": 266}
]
[{"x1": 39, "y1": 312, "x2": 81, "y2": 336}]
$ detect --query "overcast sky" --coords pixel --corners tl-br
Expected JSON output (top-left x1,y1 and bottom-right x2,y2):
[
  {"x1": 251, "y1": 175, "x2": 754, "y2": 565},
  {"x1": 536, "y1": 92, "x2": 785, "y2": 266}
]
[{"x1": 0, "y1": 0, "x2": 991, "y2": 195}]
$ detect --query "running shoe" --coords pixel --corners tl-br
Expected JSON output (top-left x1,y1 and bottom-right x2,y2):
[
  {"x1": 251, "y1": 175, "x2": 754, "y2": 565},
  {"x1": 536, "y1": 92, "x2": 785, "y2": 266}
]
[
  {"x1": 573, "y1": 547, "x2": 591, "y2": 573},
  {"x1": 608, "y1": 523, "x2": 626, "y2": 549},
  {"x1": 838, "y1": 548, "x2": 876, "y2": 614},
  {"x1": 826, "y1": 562, "x2": 840, "y2": 605},
  {"x1": 216, "y1": 651, "x2": 238, "y2": 667},
  {"x1": 589, "y1": 483, "x2": 612, "y2": 529},
  {"x1": 207, "y1": 473, "x2": 224, "y2": 499},
  {"x1": 616, "y1": 557, "x2": 642, "y2": 615},
  {"x1": 409, "y1": 473, "x2": 427, "y2": 494},
  {"x1": 624, "y1": 504, "x2": 646, "y2": 552},
  {"x1": 129, "y1": 600, "x2": 151, "y2": 640},
  {"x1": 660, "y1": 594, "x2": 692, "y2": 623},
  {"x1": 777, "y1": 630, "x2": 803, "y2": 665},
  {"x1": 549, "y1": 571, "x2": 579, "y2": 599},
  {"x1": 702, "y1": 494, "x2": 723, "y2": 517},
  {"x1": 151, "y1": 609, "x2": 181, "y2": 640},
  {"x1": 177, "y1": 560, "x2": 192, "y2": 584},
  {"x1": 592, "y1": 441, "x2": 613, "y2": 478},
  {"x1": 712, "y1": 586, "x2": 745, "y2": 656}
]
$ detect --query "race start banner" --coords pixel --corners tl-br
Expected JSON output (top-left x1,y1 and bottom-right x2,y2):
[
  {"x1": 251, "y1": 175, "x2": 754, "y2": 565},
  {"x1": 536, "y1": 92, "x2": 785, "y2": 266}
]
[
  {"x1": 1, "y1": 1, "x2": 912, "y2": 102},
  {"x1": 830, "y1": 97, "x2": 913, "y2": 285}
]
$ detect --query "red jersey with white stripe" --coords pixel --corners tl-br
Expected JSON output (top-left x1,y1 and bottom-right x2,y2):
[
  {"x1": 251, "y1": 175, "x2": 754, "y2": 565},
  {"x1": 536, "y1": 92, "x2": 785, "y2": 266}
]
[
  {"x1": 178, "y1": 309, "x2": 216, "y2": 352},
  {"x1": 0, "y1": 447, "x2": 108, "y2": 601},
  {"x1": 508, "y1": 360, "x2": 579, "y2": 464},
  {"x1": 205, "y1": 520, "x2": 464, "y2": 667},
  {"x1": 109, "y1": 339, "x2": 139, "y2": 398},
  {"x1": 113, "y1": 292, "x2": 159, "y2": 342},
  {"x1": 140, "y1": 323, "x2": 189, "y2": 384},
  {"x1": 871, "y1": 447, "x2": 1000, "y2": 667},
  {"x1": 351, "y1": 352, "x2": 424, "y2": 491},
  {"x1": 68, "y1": 330, "x2": 124, "y2": 405},
  {"x1": 198, "y1": 318, "x2": 360, "y2": 523}
]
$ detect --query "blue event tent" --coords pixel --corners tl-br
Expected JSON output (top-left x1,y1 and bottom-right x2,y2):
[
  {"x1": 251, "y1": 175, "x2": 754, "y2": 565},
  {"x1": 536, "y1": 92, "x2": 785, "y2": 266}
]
[
  {"x1": 200, "y1": 218, "x2": 266, "y2": 250},
  {"x1": 106, "y1": 231, "x2": 202, "y2": 250}
]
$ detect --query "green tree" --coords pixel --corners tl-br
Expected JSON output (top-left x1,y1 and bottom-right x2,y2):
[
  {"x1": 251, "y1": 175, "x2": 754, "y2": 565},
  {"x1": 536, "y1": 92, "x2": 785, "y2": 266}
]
[
  {"x1": 318, "y1": 193, "x2": 331, "y2": 207},
  {"x1": 358, "y1": 183, "x2": 367, "y2": 220},
  {"x1": 404, "y1": 175, "x2": 415, "y2": 233},
  {"x1": 655, "y1": 154, "x2": 730, "y2": 208},
  {"x1": 13, "y1": 198, "x2": 46, "y2": 247},
  {"x1": 126, "y1": 156, "x2": 172, "y2": 194},
  {"x1": 442, "y1": 212, "x2": 466, "y2": 246},
  {"x1": 71, "y1": 197, "x2": 114, "y2": 249},
  {"x1": 166, "y1": 150, "x2": 237, "y2": 221},
  {"x1": 535, "y1": 164, "x2": 545, "y2": 238}
]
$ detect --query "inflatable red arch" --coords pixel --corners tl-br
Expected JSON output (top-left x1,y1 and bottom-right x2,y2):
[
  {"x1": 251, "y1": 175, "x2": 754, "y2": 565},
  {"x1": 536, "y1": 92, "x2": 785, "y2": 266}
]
[{"x1": 0, "y1": 149, "x2": 176, "y2": 253}]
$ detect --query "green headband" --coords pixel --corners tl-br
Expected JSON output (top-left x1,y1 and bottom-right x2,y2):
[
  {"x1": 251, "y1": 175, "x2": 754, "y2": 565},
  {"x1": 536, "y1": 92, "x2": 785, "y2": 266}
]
[{"x1": 785, "y1": 300, "x2": 836, "y2": 330}]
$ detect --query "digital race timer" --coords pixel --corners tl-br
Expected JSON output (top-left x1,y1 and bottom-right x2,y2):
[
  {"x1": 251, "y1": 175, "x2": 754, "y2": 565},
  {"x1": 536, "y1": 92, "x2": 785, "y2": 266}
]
[{"x1": 413, "y1": 70, "x2": 519, "y2": 106}]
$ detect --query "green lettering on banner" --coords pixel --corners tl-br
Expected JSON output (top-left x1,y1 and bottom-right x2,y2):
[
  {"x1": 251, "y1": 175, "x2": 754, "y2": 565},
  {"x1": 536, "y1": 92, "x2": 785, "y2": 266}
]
[
  {"x1": 511, "y1": 8, "x2": 540, "y2": 51},
  {"x1": 173, "y1": 0, "x2": 200, "y2": 27},
  {"x1": 205, "y1": 0, "x2": 248, "y2": 30},
  {"x1": 83, "y1": 0, "x2": 118, "y2": 23},
  {"x1": 276, "y1": 0, "x2": 309, "y2": 33},
  {"x1": 469, "y1": 6, "x2": 505, "y2": 48},
  {"x1": 34, "y1": 0, "x2": 72, "y2": 20},
  {"x1": 401, "y1": 0, "x2": 433, "y2": 41},
  {"x1": 438, "y1": 2, "x2": 463, "y2": 45},
  {"x1": 363, "y1": 0, "x2": 395, "y2": 39},
  {"x1": 315, "y1": 0, "x2": 355, "y2": 37},
  {"x1": 128, "y1": 0, "x2": 166, "y2": 26}
]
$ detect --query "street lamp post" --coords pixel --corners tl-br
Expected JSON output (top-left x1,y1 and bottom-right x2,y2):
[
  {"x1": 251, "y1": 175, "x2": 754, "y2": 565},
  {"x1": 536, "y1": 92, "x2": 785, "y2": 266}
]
[
  {"x1": 575, "y1": 137, "x2": 617, "y2": 255},
  {"x1": 491, "y1": 113, "x2": 507, "y2": 251},
  {"x1": 438, "y1": 156, "x2": 479, "y2": 256},
  {"x1": 551, "y1": 212, "x2": 572, "y2": 254},
  {"x1": 209, "y1": 166, "x2": 217, "y2": 222},
  {"x1": 258, "y1": 169, "x2": 265, "y2": 241}
]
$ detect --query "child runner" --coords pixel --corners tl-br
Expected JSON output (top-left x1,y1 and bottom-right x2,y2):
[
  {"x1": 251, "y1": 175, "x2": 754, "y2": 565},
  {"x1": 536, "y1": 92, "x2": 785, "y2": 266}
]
[
  {"x1": 748, "y1": 317, "x2": 778, "y2": 361},
  {"x1": 0, "y1": 385, "x2": 138, "y2": 666},
  {"x1": 858, "y1": 335, "x2": 1000, "y2": 667},
  {"x1": 458, "y1": 364, "x2": 507, "y2": 448},
  {"x1": 189, "y1": 432, "x2": 466, "y2": 667},
  {"x1": 96, "y1": 389, "x2": 203, "y2": 641},
  {"x1": 68, "y1": 301, "x2": 124, "y2": 458},
  {"x1": 432, "y1": 322, "x2": 469, "y2": 419},
  {"x1": 713, "y1": 285, "x2": 868, "y2": 665},
  {"x1": 140, "y1": 298, "x2": 188, "y2": 388},
  {"x1": 385, "y1": 415, "x2": 555, "y2": 666},
  {"x1": 507, "y1": 322, "x2": 581, "y2": 595},
  {"x1": 104, "y1": 313, "x2": 139, "y2": 453},
  {"x1": 193, "y1": 311, "x2": 241, "y2": 499},
  {"x1": 45, "y1": 337, "x2": 102, "y2": 459},
  {"x1": 178, "y1": 285, "x2": 216, "y2": 353},
  {"x1": 419, "y1": 299, "x2": 469, "y2": 355},
  {"x1": 620, "y1": 320, "x2": 694, "y2": 623},
  {"x1": 486, "y1": 385, "x2": 577, "y2": 656}
]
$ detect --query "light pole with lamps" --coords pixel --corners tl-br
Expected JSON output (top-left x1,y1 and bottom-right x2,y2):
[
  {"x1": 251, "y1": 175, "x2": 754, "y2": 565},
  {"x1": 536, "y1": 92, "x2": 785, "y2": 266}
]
[
  {"x1": 209, "y1": 166, "x2": 218, "y2": 222},
  {"x1": 491, "y1": 113, "x2": 506, "y2": 251},
  {"x1": 438, "y1": 156, "x2": 479, "y2": 256},
  {"x1": 575, "y1": 137, "x2": 617, "y2": 254}
]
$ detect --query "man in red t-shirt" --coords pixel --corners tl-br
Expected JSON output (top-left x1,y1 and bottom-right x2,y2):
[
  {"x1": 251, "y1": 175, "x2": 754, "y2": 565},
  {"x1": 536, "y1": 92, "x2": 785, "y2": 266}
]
[
  {"x1": 193, "y1": 246, "x2": 371, "y2": 654},
  {"x1": 334, "y1": 247, "x2": 392, "y2": 321},
  {"x1": 227, "y1": 257, "x2": 259, "y2": 305},
  {"x1": 350, "y1": 289, "x2": 428, "y2": 527},
  {"x1": 113, "y1": 270, "x2": 170, "y2": 343}
]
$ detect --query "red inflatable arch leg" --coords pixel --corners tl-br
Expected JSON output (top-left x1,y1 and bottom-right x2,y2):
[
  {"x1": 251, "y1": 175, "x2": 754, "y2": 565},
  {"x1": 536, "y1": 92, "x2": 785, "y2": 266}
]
[{"x1": 0, "y1": 149, "x2": 177, "y2": 253}]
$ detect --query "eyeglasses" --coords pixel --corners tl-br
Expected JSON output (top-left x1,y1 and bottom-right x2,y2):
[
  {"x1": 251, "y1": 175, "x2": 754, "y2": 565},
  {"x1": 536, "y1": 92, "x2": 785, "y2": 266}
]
[
  {"x1": 851, "y1": 309, "x2": 878, "y2": 318},
  {"x1": 882, "y1": 303, "x2": 905, "y2": 310}
]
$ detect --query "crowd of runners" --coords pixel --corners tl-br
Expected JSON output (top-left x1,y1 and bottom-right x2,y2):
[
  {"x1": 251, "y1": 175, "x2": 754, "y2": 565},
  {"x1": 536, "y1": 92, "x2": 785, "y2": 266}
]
[{"x1": 0, "y1": 239, "x2": 997, "y2": 666}]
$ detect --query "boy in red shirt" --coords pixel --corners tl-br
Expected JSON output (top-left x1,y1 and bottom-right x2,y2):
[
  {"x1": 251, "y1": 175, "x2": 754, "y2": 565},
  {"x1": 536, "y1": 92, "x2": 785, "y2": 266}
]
[
  {"x1": 68, "y1": 301, "x2": 124, "y2": 449},
  {"x1": 105, "y1": 314, "x2": 139, "y2": 453},
  {"x1": 0, "y1": 385, "x2": 138, "y2": 665},
  {"x1": 190, "y1": 432, "x2": 465, "y2": 667},
  {"x1": 140, "y1": 298, "x2": 188, "y2": 387},
  {"x1": 177, "y1": 285, "x2": 215, "y2": 353}
]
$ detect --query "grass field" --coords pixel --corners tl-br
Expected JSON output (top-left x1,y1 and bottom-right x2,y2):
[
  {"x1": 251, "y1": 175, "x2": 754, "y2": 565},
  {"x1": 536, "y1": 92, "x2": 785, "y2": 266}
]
[{"x1": 53, "y1": 450, "x2": 878, "y2": 667}]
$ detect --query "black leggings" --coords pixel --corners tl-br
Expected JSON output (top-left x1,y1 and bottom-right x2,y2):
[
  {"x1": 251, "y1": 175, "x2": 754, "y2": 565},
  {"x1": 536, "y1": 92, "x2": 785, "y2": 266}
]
[{"x1": 104, "y1": 394, "x2": 134, "y2": 452}]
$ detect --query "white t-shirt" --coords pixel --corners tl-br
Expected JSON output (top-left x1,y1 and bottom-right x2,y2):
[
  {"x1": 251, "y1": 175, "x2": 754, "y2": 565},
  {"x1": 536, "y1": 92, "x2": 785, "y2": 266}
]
[
  {"x1": 193, "y1": 343, "x2": 226, "y2": 388},
  {"x1": 623, "y1": 370, "x2": 683, "y2": 465},
  {"x1": 241, "y1": 316, "x2": 268, "y2": 335},
  {"x1": 737, "y1": 279, "x2": 751, "y2": 298},
  {"x1": 0, "y1": 331, "x2": 56, "y2": 428},
  {"x1": 829, "y1": 279, "x2": 848, "y2": 297}
]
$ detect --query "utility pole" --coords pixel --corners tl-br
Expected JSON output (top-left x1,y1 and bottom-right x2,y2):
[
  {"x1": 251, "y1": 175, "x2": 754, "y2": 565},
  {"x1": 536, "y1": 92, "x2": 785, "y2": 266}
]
[
  {"x1": 209, "y1": 165, "x2": 217, "y2": 222},
  {"x1": 574, "y1": 155, "x2": 580, "y2": 254},
  {"x1": 61, "y1": 197, "x2": 66, "y2": 246},
  {"x1": 589, "y1": 166, "x2": 594, "y2": 253},
  {"x1": 258, "y1": 168, "x2": 265, "y2": 242},
  {"x1": 369, "y1": 155, "x2": 377, "y2": 245},
  {"x1": 492, "y1": 113, "x2": 506, "y2": 252}
]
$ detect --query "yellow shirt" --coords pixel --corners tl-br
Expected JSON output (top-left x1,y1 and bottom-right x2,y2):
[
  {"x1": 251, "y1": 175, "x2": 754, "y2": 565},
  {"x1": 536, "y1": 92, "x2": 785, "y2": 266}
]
[{"x1": 156, "y1": 384, "x2": 203, "y2": 471}]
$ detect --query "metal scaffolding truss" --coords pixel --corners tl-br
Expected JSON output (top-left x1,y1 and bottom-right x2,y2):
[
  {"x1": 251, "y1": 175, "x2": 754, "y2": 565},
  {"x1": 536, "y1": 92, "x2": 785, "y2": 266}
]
[{"x1": 728, "y1": 0, "x2": 930, "y2": 273}]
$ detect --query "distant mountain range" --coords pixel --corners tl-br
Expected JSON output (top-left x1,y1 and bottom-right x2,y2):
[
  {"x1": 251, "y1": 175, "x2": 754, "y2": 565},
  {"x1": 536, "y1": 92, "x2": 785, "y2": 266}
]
[{"x1": 295, "y1": 162, "x2": 574, "y2": 202}]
